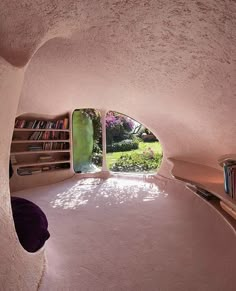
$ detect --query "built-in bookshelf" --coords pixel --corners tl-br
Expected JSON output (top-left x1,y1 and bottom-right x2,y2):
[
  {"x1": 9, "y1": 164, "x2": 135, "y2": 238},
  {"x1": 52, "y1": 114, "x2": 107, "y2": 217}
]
[
  {"x1": 10, "y1": 113, "x2": 74, "y2": 191},
  {"x1": 169, "y1": 157, "x2": 236, "y2": 221}
]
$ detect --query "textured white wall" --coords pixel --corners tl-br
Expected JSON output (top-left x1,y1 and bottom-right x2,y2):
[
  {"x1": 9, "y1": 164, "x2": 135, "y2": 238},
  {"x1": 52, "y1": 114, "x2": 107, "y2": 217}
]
[
  {"x1": 0, "y1": 0, "x2": 236, "y2": 289},
  {"x1": 0, "y1": 58, "x2": 45, "y2": 290},
  {"x1": 18, "y1": 0, "x2": 236, "y2": 173}
]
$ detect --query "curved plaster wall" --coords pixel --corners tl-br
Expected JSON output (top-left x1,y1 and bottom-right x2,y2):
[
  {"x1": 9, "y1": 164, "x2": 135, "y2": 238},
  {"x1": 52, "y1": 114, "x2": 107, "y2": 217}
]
[
  {"x1": 0, "y1": 58, "x2": 45, "y2": 290},
  {"x1": 0, "y1": 0, "x2": 235, "y2": 289},
  {"x1": 17, "y1": 0, "x2": 236, "y2": 174}
]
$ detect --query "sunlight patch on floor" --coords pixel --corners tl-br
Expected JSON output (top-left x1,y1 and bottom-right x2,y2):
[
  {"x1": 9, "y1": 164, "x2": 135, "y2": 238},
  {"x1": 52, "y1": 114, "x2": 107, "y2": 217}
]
[{"x1": 50, "y1": 177, "x2": 168, "y2": 209}]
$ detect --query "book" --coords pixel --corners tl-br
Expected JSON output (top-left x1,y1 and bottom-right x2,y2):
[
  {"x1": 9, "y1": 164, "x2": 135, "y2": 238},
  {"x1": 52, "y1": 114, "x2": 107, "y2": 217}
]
[
  {"x1": 223, "y1": 162, "x2": 236, "y2": 199},
  {"x1": 63, "y1": 118, "x2": 69, "y2": 129},
  {"x1": 31, "y1": 169, "x2": 42, "y2": 174},
  {"x1": 28, "y1": 145, "x2": 43, "y2": 151},
  {"x1": 39, "y1": 155, "x2": 53, "y2": 160},
  {"x1": 42, "y1": 166, "x2": 51, "y2": 171},
  {"x1": 223, "y1": 163, "x2": 229, "y2": 194}
]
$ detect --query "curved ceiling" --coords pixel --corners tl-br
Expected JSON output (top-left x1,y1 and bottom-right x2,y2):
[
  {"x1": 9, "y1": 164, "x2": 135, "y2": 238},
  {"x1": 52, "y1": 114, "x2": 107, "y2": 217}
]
[
  {"x1": 12, "y1": 0, "x2": 236, "y2": 170},
  {"x1": 1, "y1": 2, "x2": 235, "y2": 289}
]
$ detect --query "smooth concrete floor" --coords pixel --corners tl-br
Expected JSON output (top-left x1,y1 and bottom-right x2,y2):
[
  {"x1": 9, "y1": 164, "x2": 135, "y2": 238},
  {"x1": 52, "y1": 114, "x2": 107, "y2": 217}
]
[{"x1": 13, "y1": 175, "x2": 236, "y2": 291}]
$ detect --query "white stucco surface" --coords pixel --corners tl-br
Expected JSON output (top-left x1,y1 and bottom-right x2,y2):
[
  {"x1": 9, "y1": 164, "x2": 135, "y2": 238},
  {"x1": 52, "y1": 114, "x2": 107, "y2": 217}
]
[
  {"x1": 17, "y1": 0, "x2": 236, "y2": 172},
  {"x1": 13, "y1": 176, "x2": 236, "y2": 291},
  {"x1": 0, "y1": 0, "x2": 235, "y2": 289},
  {"x1": 0, "y1": 58, "x2": 45, "y2": 290}
]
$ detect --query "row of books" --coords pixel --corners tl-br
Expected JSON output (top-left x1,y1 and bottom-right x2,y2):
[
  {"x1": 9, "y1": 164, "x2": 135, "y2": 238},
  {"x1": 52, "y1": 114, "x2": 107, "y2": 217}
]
[
  {"x1": 17, "y1": 163, "x2": 70, "y2": 176},
  {"x1": 223, "y1": 161, "x2": 236, "y2": 199},
  {"x1": 29, "y1": 131, "x2": 69, "y2": 140},
  {"x1": 10, "y1": 143, "x2": 69, "y2": 154},
  {"x1": 15, "y1": 118, "x2": 69, "y2": 130},
  {"x1": 18, "y1": 167, "x2": 43, "y2": 176},
  {"x1": 44, "y1": 142, "x2": 69, "y2": 151},
  {"x1": 28, "y1": 142, "x2": 69, "y2": 151}
]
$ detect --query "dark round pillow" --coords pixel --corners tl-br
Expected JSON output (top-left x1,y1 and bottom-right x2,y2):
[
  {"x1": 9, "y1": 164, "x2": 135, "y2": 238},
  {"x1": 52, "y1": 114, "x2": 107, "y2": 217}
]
[{"x1": 11, "y1": 197, "x2": 50, "y2": 253}]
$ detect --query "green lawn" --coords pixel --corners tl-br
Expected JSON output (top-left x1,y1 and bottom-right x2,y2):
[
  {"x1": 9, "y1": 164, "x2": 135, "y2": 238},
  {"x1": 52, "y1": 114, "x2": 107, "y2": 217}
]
[{"x1": 106, "y1": 141, "x2": 163, "y2": 169}]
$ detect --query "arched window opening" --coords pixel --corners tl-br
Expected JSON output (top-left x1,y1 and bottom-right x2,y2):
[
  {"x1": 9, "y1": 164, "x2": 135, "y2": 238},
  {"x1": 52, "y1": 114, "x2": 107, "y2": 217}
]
[
  {"x1": 73, "y1": 109, "x2": 102, "y2": 173},
  {"x1": 72, "y1": 109, "x2": 162, "y2": 174},
  {"x1": 106, "y1": 111, "x2": 163, "y2": 173}
]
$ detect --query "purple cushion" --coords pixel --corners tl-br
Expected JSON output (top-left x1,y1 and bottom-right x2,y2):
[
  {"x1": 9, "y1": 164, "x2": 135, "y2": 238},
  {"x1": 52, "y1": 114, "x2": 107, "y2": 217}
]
[{"x1": 11, "y1": 197, "x2": 50, "y2": 252}]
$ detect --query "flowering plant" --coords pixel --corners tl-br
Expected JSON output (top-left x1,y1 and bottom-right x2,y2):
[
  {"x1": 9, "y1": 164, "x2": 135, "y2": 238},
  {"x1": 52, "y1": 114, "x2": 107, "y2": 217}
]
[{"x1": 106, "y1": 111, "x2": 135, "y2": 144}]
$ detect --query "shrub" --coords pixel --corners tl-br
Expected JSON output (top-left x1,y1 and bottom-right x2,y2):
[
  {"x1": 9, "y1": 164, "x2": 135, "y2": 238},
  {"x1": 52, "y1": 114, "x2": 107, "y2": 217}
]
[
  {"x1": 92, "y1": 152, "x2": 103, "y2": 167},
  {"x1": 106, "y1": 111, "x2": 135, "y2": 144},
  {"x1": 141, "y1": 133, "x2": 158, "y2": 142},
  {"x1": 107, "y1": 139, "x2": 139, "y2": 153},
  {"x1": 110, "y1": 150, "x2": 162, "y2": 172}
]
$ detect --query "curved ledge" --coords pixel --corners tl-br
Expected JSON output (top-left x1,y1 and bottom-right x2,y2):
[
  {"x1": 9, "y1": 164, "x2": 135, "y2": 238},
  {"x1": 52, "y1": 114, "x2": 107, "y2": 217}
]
[
  {"x1": 168, "y1": 158, "x2": 236, "y2": 212},
  {"x1": 186, "y1": 184, "x2": 236, "y2": 235}
]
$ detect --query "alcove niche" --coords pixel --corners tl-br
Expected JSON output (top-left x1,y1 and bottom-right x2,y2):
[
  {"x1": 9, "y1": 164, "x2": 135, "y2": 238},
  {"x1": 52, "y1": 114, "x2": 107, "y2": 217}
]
[
  {"x1": 72, "y1": 109, "x2": 163, "y2": 174},
  {"x1": 9, "y1": 108, "x2": 163, "y2": 254}
]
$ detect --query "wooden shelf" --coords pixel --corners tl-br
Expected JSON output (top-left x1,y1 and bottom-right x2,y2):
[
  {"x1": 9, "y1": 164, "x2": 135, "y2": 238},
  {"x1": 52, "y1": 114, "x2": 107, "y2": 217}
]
[
  {"x1": 14, "y1": 128, "x2": 70, "y2": 132},
  {"x1": 14, "y1": 159, "x2": 70, "y2": 168},
  {"x1": 168, "y1": 158, "x2": 236, "y2": 212},
  {"x1": 11, "y1": 150, "x2": 70, "y2": 155},
  {"x1": 18, "y1": 166, "x2": 71, "y2": 176},
  {"x1": 10, "y1": 113, "x2": 72, "y2": 191},
  {"x1": 12, "y1": 139, "x2": 69, "y2": 143},
  {"x1": 220, "y1": 201, "x2": 236, "y2": 220},
  {"x1": 186, "y1": 184, "x2": 236, "y2": 230}
]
